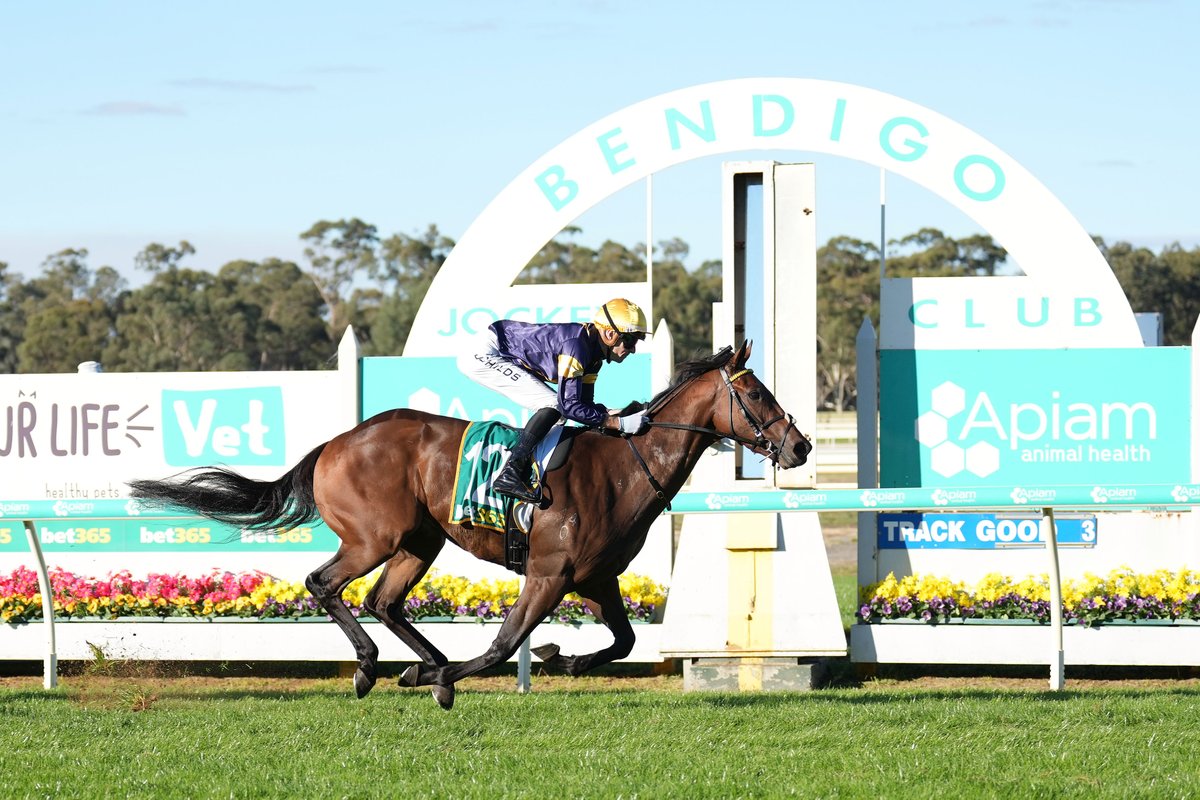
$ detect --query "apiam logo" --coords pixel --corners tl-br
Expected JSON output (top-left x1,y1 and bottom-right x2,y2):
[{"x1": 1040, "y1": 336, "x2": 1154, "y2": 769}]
[
  {"x1": 53, "y1": 500, "x2": 95, "y2": 517},
  {"x1": 914, "y1": 381, "x2": 1001, "y2": 479},
  {"x1": 705, "y1": 493, "x2": 751, "y2": 510},
  {"x1": 1172, "y1": 485, "x2": 1200, "y2": 503},
  {"x1": 1010, "y1": 486, "x2": 1057, "y2": 504},
  {"x1": 0, "y1": 502, "x2": 31, "y2": 518},
  {"x1": 1089, "y1": 486, "x2": 1138, "y2": 504},
  {"x1": 859, "y1": 489, "x2": 907, "y2": 508}
]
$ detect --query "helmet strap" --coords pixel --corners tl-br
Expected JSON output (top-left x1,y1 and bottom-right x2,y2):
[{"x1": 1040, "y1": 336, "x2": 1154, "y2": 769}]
[{"x1": 601, "y1": 302, "x2": 620, "y2": 331}]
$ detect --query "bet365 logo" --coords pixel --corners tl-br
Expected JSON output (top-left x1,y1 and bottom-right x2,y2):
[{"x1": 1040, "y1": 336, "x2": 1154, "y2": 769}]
[{"x1": 162, "y1": 388, "x2": 285, "y2": 466}]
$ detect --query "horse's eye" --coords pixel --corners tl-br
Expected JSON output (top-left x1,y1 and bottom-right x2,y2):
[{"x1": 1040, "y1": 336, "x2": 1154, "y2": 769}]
[{"x1": 748, "y1": 390, "x2": 761, "y2": 401}]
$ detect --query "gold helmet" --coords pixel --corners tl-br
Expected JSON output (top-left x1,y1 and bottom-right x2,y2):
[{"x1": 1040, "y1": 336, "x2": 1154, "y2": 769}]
[{"x1": 594, "y1": 298, "x2": 649, "y2": 335}]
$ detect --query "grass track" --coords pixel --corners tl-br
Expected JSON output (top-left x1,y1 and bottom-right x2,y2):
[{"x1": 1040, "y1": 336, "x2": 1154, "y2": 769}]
[{"x1": 3, "y1": 674, "x2": 1200, "y2": 799}]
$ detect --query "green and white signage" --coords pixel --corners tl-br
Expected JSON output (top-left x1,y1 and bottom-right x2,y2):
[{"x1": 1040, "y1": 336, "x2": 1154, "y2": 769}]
[{"x1": 880, "y1": 348, "x2": 1191, "y2": 487}]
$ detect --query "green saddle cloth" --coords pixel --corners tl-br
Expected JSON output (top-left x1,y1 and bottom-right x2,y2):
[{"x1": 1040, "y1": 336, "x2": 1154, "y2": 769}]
[{"x1": 448, "y1": 421, "x2": 531, "y2": 532}]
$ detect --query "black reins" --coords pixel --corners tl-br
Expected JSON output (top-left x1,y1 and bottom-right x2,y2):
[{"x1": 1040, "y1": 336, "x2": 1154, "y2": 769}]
[{"x1": 613, "y1": 361, "x2": 800, "y2": 509}]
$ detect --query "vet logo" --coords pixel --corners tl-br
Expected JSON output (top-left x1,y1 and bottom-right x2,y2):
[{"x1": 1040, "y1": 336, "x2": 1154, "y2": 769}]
[{"x1": 162, "y1": 387, "x2": 285, "y2": 466}]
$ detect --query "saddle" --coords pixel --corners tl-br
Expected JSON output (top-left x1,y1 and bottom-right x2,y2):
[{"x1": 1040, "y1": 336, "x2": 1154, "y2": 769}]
[{"x1": 448, "y1": 420, "x2": 585, "y2": 573}]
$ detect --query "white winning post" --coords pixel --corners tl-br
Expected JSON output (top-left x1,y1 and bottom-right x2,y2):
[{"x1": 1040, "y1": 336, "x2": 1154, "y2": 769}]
[
  {"x1": 22, "y1": 521, "x2": 57, "y2": 689},
  {"x1": 1043, "y1": 508, "x2": 1065, "y2": 691}
]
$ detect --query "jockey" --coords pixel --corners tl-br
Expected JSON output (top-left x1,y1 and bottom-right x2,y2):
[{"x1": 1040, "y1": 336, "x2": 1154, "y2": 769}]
[{"x1": 456, "y1": 298, "x2": 652, "y2": 503}]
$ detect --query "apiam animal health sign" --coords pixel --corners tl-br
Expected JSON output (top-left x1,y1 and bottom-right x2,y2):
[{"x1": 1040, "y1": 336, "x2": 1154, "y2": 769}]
[{"x1": 879, "y1": 348, "x2": 1191, "y2": 487}]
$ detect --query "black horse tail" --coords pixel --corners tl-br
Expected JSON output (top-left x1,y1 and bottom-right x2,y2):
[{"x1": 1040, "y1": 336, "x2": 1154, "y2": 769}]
[{"x1": 128, "y1": 443, "x2": 327, "y2": 530}]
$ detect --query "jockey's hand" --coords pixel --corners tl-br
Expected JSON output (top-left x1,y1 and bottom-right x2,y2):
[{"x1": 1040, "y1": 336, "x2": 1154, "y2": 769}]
[
  {"x1": 613, "y1": 400, "x2": 646, "y2": 416},
  {"x1": 617, "y1": 410, "x2": 649, "y2": 435}
]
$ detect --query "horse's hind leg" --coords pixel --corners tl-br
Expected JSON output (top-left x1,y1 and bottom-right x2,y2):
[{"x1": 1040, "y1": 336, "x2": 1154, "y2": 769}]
[
  {"x1": 531, "y1": 577, "x2": 635, "y2": 676},
  {"x1": 363, "y1": 532, "x2": 457, "y2": 709},
  {"x1": 400, "y1": 574, "x2": 570, "y2": 695},
  {"x1": 305, "y1": 544, "x2": 392, "y2": 699}
]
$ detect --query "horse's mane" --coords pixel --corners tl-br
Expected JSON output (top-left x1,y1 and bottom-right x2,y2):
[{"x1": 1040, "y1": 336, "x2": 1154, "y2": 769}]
[{"x1": 646, "y1": 346, "x2": 733, "y2": 408}]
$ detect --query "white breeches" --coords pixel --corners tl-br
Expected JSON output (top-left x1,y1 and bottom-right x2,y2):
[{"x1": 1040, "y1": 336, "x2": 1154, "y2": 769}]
[{"x1": 456, "y1": 329, "x2": 559, "y2": 411}]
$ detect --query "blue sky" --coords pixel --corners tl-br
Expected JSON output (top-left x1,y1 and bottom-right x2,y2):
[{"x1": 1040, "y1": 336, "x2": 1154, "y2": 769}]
[{"x1": 2, "y1": 1, "x2": 1196, "y2": 282}]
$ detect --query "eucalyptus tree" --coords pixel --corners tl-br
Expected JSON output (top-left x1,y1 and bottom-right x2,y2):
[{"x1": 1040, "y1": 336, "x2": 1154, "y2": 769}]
[
  {"x1": 105, "y1": 243, "x2": 225, "y2": 371},
  {"x1": 365, "y1": 224, "x2": 455, "y2": 355},
  {"x1": 648, "y1": 237, "x2": 721, "y2": 360},
  {"x1": 300, "y1": 218, "x2": 379, "y2": 342},
  {"x1": 212, "y1": 259, "x2": 331, "y2": 369},
  {"x1": 816, "y1": 236, "x2": 880, "y2": 411},
  {"x1": 14, "y1": 249, "x2": 124, "y2": 373},
  {"x1": 883, "y1": 228, "x2": 1008, "y2": 278},
  {"x1": 0, "y1": 262, "x2": 18, "y2": 373},
  {"x1": 1102, "y1": 239, "x2": 1200, "y2": 346}
]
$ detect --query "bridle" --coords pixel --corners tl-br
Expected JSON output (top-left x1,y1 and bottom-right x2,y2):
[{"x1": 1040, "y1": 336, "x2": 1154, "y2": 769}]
[
  {"x1": 613, "y1": 359, "x2": 801, "y2": 507},
  {"x1": 647, "y1": 366, "x2": 798, "y2": 463}
]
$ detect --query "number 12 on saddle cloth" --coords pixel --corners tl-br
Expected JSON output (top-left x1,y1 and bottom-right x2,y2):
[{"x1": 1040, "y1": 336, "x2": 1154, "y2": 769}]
[{"x1": 448, "y1": 420, "x2": 564, "y2": 532}]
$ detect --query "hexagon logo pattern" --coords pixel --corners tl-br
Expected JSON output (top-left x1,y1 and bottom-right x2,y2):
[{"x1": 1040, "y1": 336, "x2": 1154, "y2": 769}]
[{"x1": 913, "y1": 380, "x2": 1000, "y2": 479}]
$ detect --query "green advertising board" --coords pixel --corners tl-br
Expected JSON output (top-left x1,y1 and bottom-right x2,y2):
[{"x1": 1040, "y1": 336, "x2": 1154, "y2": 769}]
[
  {"x1": 0, "y1": 518, "x2": 339, "y2": 553},
  {"x1": 880, "y1": 348, "x2": 1191, "y2": 487}
]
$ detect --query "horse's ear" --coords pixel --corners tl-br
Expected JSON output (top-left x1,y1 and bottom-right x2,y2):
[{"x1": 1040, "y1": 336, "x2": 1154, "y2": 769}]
[{"x1": 734, "y1": 340, "x2": 753, "y2": 368}]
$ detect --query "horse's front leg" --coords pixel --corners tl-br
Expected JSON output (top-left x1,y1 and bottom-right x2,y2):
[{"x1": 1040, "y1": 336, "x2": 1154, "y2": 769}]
[
  {"x1": 531, "y1": 577, "x2": 635, "y2": 676},
  {"x1": 400, "y1": 574, "x2": 570, "y2": 698}
]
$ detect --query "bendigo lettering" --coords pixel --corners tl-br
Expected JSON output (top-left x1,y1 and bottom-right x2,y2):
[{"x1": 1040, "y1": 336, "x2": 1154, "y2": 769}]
[{"x1": 535, "y1": 93, "x2": 1007, "y2": 212}]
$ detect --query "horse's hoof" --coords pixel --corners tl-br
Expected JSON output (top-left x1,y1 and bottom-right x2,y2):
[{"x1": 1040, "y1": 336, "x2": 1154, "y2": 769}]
[
  {"x1": 399, "y1": 663, "x2": 421, "y2": 688},
  {"x1": 531, "y1": 643, "x2": 560, "y2": 662},
  {"x1": 431, "y1": 684, "x2": 455, "y2": 710},
  {"x1": 354, "y1": 668, "x2": 376, "y2": 699}
]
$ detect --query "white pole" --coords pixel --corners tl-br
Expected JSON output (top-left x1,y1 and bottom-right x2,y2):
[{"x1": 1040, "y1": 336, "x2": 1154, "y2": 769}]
[
  {"x1": 1042, "y1": 508, "x2": 1065, "y2": 691},
  {"x1": 517, "y1": 574, "x2": 531, "y2": 693},
  {"x1": 879, "y1": 169, "x2": 887, "y2": 279},
  {"x1": 856, "y1": 318, "x2": 879, "y2": 591},
  {"x1": 24, "y1": 521, "x2": 57, "y2": 689},
  {"x1": 646, "y1": 174, "x2": 654, "y2": 314}
]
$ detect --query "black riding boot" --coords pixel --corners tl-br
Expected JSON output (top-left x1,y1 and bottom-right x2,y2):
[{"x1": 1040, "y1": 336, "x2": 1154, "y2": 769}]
[{"x1": 492, "y1": 407, "x2": 562, "y2": 502}]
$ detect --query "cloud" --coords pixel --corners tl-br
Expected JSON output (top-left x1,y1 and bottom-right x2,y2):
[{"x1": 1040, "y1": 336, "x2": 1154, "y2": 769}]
[
  {"x1": 307, "y1": 65, "x2": 381, "y2": 75},
  {"x1": 170, "y1": 78, "x2": 314, "y2": 93},
  {"x1": 82, "y1": 101, "x2": 185, "y2": 116},
  {"x1": 442, "y1": 19, "x2": 501, "y2": 34}
]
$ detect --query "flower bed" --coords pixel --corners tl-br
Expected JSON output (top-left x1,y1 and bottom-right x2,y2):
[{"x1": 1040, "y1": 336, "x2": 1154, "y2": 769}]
[
  {"x1": 858, "y1": 567, "x2": 1200, "y2": 627},
  {"x1": 0, "y1": 567, "x2": 666, "y2": 625}
]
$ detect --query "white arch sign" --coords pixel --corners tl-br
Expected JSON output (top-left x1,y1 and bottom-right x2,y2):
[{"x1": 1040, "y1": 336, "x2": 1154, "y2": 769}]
[{"x1": 405, "y1": 77, "x2": 1140, "y2": 355}]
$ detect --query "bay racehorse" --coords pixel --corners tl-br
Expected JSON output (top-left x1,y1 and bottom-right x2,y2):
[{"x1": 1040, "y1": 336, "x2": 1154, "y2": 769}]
[{"x1": 128, "y1": 341, "x2": 810, "y2": 709}]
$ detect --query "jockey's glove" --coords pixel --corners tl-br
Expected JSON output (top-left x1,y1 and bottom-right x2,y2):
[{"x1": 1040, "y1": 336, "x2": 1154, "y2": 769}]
[{"x1": 618, "y1": 411, "x2": 650, "y2": 435}]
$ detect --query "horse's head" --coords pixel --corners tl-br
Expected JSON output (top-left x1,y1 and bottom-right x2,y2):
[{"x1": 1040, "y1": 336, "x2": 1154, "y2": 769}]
[
  {"x1": 650, "y1": 341, "x2": 812, "y2": 469},
  {"x1": 713, "y1": 341, "x2": 812, "y2": 468}
]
